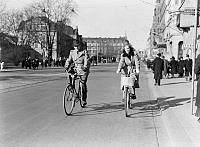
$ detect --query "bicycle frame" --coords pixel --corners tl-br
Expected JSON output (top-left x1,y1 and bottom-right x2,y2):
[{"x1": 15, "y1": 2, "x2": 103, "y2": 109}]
[{"x1": 71, "y1": 75, "x2": 83, "y2": 103}]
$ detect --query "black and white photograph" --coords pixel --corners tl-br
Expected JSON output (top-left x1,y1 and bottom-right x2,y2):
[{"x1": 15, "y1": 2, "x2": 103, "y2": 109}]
[{"x1": 0, "y1": 0, "x2": 200, "y2": 146}]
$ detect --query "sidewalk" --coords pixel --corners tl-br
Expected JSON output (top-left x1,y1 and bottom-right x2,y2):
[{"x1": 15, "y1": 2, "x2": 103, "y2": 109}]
[{"x1": 146, "y1": 67, "x2": 200, "y2": 146}]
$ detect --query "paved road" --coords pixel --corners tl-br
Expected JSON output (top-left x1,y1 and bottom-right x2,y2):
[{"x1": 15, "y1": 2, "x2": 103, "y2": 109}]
[{"x1": 0, "y1": 63, "x2": 171, "y2": 147}]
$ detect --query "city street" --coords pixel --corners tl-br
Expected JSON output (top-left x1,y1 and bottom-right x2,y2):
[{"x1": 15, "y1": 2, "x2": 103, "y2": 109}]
[
  {"x1": 1, "y1": 0, "x2": 200, "y2": 146},
  {"x1": 0, "y1": 63, "x2": 200, "y2": 147}
]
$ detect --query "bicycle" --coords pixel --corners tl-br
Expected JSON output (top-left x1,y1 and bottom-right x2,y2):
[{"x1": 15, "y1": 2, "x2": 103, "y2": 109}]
[
  {"x1": 121, "y1": 74, "x2": 136, "y2": 117},
  {"x1": 63, "y1": 74, "x2": 85, "y2": 116}
]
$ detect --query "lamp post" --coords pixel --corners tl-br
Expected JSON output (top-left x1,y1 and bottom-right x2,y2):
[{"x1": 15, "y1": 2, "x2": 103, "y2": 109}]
[
  {"x1": 96, "y1": 41, "x2": 98, "y2": 65},
  {"x1": 191, "y1": 0, "x2": 199, "y2": 115}
]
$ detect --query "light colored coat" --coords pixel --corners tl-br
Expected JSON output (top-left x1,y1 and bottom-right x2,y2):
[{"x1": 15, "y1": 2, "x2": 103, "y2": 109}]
[
  {"x1": 117, "y1": 54, "x2": 139, "y2": 76},
  {"x1": 65, "y1": 49, "x2": 90, "y2": 75},
  {"x1": 117, "y1": 53, "x2": 139, "y2": 90}
]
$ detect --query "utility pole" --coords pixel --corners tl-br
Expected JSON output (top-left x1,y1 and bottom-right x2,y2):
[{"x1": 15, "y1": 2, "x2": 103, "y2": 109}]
[
  {"x1": 191, "y1": 0, "x2": 199, "y2": 114},
  {"x1": 96, "y1": 40, "x2": 98, "y2": 65}
]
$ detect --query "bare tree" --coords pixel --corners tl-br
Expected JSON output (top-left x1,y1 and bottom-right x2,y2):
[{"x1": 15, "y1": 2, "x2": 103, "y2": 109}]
[
  {"x1": 1, "y1": 10, "x2": 24, "y2": 37},
  {"x1": 0, "y1": 0, "x2": 6, "y2": 31},
  {"x1": 23, "y1": 0, "x2": 77, "y2": 65}
]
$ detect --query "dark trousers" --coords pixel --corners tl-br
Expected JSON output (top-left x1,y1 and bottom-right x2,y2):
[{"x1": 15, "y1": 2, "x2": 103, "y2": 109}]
[
  {"x1": 179, "y1": 73, "x2": 184, "y2": 77},
  {"x1": 155, "y1": 79, "x2": 161, "y2": 85},
  {"x1": 68, "y1": 74, "x2": 89, "y2": 101}
]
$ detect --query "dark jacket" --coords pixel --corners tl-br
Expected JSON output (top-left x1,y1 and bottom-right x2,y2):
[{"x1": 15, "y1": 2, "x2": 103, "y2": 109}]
[
  {"x1": 178, "y1": 60, "x2": 185, "y2": 74},
  {"x1": 153, "y1": 57, "x2": 164, "y2": 80},
  {"x1": 195, "y1": 54, "x2": 200, "y2": 107},
  {"x1": 170, "y1": 59, "x2": 177, "y2": 74},
  {"x1": 185, "y1": 58, "x2": 192, "y2": 76}
]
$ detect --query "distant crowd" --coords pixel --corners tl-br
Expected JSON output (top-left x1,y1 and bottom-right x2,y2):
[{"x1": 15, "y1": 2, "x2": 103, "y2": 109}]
[
  {"x1": 146, "y1": 54, "x2": 192, "y2": 81},
  {"x1": 21, "y1": 57, "x2": 66, "y2": 70}
]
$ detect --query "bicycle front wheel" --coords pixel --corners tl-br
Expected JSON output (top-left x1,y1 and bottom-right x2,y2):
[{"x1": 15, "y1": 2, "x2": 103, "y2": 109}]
[
  {"x1": 63, "y1": 86, "x2": 75, "y2": 115},
  {"x1": 124, "y1": 87, "x2": 129, "y2": 117}
]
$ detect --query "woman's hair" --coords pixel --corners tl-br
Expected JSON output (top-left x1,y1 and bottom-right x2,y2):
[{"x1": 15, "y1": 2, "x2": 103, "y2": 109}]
[{"x1": 122, "y1": 45, "x2": 135, "y2": 57}]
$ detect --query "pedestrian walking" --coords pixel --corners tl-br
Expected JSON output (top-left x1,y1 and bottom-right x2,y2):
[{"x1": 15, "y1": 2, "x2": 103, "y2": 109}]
[
  {"x1": 194, "y1": 54, "x2": 200, "y2": 121},
  {"x1": 177, "y1": 57, "x2": 185, "y2": 78},
  {"x1": 152, "y1": 53, "x2": 164, "y2": 86},
  {"x1": 169, "y1": 56, "x2": 177, "y2": 78},
  {"x1": 162, "y1": 56, "x2": 169, "y2": 78},
  {"x1": 0, "y1": 61, "x2": 4, "y2": 71},
  {"x1": 185, "y1": 54, "x2": 192, "y2": 81}
]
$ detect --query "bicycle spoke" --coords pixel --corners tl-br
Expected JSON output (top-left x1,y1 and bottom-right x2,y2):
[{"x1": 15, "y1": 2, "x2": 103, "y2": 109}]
[{"x1": 63, "y1": 87, "x2": 75, "y2": 115}]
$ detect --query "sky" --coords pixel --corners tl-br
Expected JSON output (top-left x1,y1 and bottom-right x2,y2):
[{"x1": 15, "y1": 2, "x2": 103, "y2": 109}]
[{"x1": 4, "y1": 0, "x2": 155, "y2": 50}]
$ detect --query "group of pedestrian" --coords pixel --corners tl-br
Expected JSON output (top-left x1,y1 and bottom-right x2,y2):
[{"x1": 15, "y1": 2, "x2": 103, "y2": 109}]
[
  {"x1": 21, "y1": 57, "x2": 67, "y2": 70},
  {"x1": 21, "y1": 57, "x2": 40, "y2": 70},
  {"x1": 162, "y1": 54, "x2": 192, "y2": 81},
  {"x1": 151, "y1": 53, "x2": 193, "y2": 86}
]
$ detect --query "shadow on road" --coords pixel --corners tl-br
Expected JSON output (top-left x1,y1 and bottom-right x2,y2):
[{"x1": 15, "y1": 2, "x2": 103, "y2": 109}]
[
  {"x1": 71, "y1": 101, "x2": 124, "y2": 116},
  {"x1": 157, "y1": 96, "x2": 191, "y2": 112},
  {"x1": 161, "y1": 81, "x2": 188, "y2": 86},
  {"x1": 70, "y1": 96, "x2": 191, "y2": 118}
]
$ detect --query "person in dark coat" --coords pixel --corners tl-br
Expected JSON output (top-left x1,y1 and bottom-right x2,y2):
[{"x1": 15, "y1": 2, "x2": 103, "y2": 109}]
[
  {"x1": 194, "y1": 54, "x2": 200, "y2": 121},
  {"x1": 162, "y1": 56, "x2": 169, "y2": 78},
  {"x1": 185, "y1": 54, "x2": 192, "y2": 81},
  {"x1": 152, "y1": 53, "x2": 164, "y2": 86},
  {"x1": 177, "y1": 57, "x2": 185, "y2": 78},
  {"x1": 169, "y1": 56, "x2": 177, "y2": 78}
]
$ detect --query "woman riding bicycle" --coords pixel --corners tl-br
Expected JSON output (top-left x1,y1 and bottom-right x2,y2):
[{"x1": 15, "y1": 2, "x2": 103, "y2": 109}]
[{"x1": 116, "y1": 44, "x2": 139, "y2": 99}]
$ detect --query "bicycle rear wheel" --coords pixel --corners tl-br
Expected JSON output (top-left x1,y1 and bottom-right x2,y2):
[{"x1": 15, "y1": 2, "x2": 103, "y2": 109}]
[
  {"x1": 63, "y1": 85, "x2": 75, "y2": 115},
  {"x1": 124, "y1": 87, "x2": 129, "y2": 117}
]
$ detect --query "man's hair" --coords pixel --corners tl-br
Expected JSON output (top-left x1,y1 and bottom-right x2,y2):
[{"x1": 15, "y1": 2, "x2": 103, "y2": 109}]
[{"x1": 125, "y1": 39, "x2": 129, "y2": 44}]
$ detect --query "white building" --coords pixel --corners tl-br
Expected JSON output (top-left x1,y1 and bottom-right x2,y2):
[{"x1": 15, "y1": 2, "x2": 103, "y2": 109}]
[
  {"x1": 162, "y1": 0, "x2": 184, "y2": 60},
  {"x1": 179, "y1": 0, "x2": 200, "y2": 58}
]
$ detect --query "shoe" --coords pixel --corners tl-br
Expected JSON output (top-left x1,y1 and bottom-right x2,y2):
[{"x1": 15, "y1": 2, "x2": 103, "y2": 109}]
[
  {"x1": 82, "y1": 101, "x2": 87, "y2": 106},
  {"x1": 129, "y1": 93, "x2": 136, "y2": 100},
  {"x1": 197, "y1": 118, "x2": 200, "y2": 122}
]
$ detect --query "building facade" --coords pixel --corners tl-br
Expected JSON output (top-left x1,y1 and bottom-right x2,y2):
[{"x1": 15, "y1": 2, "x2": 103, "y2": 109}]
[
  {"x1": 178, "y1": 0, "x2": 200, "y2": 58},
  {"x1": 18, "y1": 16, "x2": 74, "y2": 61},
  {"x1": 163, "y1": 0, "x2": 184, "y2": 60},
  {"x1": 83, "y1": 37, "x2": 126, "y2": 62},
  {"x1": 147, "y1": 0, "x2": 194, "y2": 60}
]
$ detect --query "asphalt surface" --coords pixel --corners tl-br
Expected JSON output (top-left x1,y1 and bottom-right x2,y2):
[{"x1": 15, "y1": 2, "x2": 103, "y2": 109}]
[{"x1": 0, "y1": 63, "x2": 170, "y2": 147}]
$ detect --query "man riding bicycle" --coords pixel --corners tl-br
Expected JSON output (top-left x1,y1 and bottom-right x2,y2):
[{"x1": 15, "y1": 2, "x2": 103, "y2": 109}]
[{"x1": 65, "y1": 40, "x2": 90, "y2": 106}]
